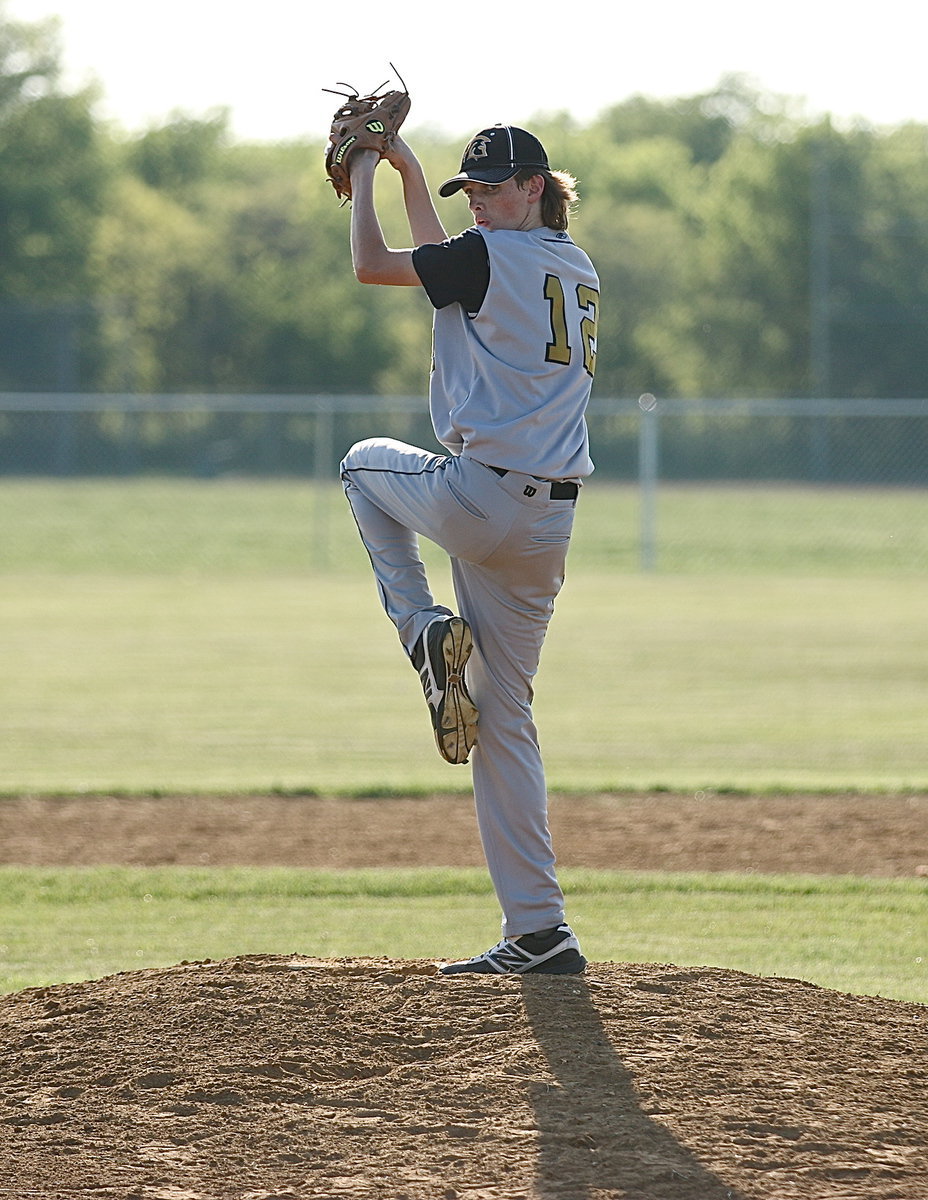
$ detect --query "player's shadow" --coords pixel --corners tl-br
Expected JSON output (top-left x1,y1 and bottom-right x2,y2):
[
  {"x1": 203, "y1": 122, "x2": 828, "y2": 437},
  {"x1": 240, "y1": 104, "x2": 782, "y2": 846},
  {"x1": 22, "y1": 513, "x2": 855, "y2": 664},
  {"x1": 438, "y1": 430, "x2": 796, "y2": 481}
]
[{"x1": 520, "y1": 974, "x2": 746, "y2": 1200}]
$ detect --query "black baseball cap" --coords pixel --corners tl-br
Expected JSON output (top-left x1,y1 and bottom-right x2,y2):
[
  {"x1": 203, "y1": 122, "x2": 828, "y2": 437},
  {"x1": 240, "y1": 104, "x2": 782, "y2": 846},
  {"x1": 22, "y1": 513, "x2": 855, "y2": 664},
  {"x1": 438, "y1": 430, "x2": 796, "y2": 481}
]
[{"x1": 438, "y1": 125, "x2": 550, "y2": 197}]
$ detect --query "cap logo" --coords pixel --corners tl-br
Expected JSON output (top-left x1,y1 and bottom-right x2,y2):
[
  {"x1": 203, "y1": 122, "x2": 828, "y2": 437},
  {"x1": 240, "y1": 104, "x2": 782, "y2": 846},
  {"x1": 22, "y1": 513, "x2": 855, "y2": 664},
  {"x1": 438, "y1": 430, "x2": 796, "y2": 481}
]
[{"x1": 464, "y1": 135, "x2": 492, "y2": 162}]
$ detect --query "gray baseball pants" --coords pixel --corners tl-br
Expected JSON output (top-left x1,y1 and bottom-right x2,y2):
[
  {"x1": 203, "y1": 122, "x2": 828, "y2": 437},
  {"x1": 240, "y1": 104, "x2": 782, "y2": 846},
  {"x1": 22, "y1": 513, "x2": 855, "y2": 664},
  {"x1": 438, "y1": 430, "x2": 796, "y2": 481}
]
[{"x1": 340, "y1": 437, "x2": 577, "y2": 938}]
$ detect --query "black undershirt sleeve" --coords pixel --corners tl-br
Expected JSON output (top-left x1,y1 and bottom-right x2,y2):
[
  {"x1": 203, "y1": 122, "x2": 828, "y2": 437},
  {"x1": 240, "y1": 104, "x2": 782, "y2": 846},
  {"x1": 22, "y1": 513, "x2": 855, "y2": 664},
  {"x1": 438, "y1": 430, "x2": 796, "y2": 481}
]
[{"x1": 412, "y1": 228, "x2": 490, "y2": 314}]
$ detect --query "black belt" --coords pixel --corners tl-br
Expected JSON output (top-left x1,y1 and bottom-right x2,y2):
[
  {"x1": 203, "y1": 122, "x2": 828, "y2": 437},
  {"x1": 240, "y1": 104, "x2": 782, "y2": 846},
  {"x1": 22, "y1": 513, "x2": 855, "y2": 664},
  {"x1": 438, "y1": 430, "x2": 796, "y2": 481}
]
[{"x1": 487, "y1": 464, "x2": 578, "y2": 500}]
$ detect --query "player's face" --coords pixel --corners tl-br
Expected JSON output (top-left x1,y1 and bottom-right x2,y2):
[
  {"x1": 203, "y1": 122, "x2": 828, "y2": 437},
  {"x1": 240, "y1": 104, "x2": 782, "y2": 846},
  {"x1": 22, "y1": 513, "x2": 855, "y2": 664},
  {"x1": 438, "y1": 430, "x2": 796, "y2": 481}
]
[{"x1": 462, "y1": 177, "x2": 544, "y2": 232}]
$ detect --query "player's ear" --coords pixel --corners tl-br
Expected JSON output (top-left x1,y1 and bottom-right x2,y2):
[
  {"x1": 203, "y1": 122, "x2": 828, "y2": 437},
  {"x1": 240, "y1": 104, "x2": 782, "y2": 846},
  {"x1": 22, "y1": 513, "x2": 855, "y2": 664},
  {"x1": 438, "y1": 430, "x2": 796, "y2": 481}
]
[{"x1": 525, "y1": 174, "x2": 545, "y2": 203}]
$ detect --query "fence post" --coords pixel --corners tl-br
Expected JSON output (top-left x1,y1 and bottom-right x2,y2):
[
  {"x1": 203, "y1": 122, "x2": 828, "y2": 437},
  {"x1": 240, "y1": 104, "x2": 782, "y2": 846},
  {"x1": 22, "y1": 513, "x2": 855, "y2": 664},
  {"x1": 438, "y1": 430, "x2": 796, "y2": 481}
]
[
  {"x1": 809, "y1": 139, "x2": 833, "y2": 480},
  {"x1": 312, "y1": 404, "x2": 335, "y2": 568},
  {"x1": 638, "y1": 395, "x2": 659, "y2": 571}
]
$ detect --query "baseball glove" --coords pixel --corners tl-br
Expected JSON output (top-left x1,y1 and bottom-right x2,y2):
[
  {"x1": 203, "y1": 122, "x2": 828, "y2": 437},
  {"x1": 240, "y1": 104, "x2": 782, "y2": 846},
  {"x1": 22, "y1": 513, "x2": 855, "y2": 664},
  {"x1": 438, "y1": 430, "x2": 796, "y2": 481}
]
[{"x1": 324, "y1": 66, "x2": 410, "y2": 202}]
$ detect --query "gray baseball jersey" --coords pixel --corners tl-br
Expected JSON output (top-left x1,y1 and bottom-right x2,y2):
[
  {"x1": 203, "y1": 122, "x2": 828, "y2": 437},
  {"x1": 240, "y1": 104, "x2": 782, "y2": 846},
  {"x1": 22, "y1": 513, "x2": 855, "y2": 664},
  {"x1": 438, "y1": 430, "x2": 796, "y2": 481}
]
[{"x1": 414, "y1": 226, "x2": 599, "y2": 479}]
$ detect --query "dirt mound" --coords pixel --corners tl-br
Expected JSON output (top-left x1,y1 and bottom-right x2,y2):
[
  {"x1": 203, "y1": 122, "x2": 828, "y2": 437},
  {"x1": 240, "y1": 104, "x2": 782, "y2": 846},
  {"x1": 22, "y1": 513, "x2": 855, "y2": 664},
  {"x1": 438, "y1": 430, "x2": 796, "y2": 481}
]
[{"x1": 1, "y1": 954, "x2": 926, "y2": 1199}]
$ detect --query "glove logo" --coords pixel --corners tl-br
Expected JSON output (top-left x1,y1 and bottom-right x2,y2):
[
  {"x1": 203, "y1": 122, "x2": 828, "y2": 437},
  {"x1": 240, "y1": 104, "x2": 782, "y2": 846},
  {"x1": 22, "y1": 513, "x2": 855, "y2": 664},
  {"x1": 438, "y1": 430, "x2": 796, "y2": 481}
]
[
  {"x1": 333, "y1": 135, "x2": 358, "y2": 165},
  {"x1": 366, "y1": 120, "x2": 386, "y2": 133}
]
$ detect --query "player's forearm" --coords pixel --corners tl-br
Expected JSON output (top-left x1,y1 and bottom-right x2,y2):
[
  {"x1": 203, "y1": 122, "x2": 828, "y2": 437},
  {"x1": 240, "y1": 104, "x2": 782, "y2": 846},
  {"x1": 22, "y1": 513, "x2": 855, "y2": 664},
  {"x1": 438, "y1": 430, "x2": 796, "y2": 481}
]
[
  {"x1": 349, "y1": 158, "x2": 388, "y2": 279},
  {"x1": 349, "y1": 155, "x2": 419, "y2": 285},
  {"x1": 384, "y1": 137, "x2": 447, "y2": 246},
  {"x1": 396, "y1": 158, "x2": 447, "y2": 246}
]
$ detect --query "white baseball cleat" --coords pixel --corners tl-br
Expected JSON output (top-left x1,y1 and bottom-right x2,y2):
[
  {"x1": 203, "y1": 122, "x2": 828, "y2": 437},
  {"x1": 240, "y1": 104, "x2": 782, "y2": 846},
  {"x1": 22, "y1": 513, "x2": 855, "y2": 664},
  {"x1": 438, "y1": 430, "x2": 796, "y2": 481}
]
[
  {"x1": 412, "y1": 616, "x2": 479, "y2": 765},
  {"x1": 439, "y1": 924, "x2": 586, "y2": 975}
]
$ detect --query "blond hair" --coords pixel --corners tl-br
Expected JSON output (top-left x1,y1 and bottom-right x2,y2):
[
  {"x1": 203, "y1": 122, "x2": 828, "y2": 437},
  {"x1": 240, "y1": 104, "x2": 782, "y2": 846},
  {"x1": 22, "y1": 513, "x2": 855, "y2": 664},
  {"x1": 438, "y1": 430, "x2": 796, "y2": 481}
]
[{"x1": 515, "y1": 167, "x2": 579, "y2": 231}]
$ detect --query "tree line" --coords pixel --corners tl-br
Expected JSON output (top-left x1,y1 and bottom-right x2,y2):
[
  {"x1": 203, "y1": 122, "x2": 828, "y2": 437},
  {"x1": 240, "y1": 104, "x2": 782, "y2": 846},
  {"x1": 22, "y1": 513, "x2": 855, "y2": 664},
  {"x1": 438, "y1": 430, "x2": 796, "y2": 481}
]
[{"x1": 2, "y1": 5, "x2": 928, "y2": 406}]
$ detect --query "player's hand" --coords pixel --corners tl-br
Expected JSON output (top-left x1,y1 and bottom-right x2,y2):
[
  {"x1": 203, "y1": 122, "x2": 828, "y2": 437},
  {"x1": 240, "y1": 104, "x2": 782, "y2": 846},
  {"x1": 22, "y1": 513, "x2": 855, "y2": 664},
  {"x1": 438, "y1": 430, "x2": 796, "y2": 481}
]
[{"x1": 383, "y1": 135, "x2": 418, "y2": 173}]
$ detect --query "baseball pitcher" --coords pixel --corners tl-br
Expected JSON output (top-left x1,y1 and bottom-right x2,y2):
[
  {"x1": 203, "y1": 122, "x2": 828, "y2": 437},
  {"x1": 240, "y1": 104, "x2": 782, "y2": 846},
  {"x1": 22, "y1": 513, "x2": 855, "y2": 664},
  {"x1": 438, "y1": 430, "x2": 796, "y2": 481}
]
[{"x1": 330, "y1": 81, "x2": 599, "y2": 975}]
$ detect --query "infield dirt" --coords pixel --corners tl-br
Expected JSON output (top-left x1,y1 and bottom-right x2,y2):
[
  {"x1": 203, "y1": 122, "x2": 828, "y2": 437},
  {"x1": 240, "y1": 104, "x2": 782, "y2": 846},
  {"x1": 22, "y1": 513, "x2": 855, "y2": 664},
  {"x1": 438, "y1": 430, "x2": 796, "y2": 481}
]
[{"x1": 1, "y1": 791, "x2": 926, "y2": 1199}]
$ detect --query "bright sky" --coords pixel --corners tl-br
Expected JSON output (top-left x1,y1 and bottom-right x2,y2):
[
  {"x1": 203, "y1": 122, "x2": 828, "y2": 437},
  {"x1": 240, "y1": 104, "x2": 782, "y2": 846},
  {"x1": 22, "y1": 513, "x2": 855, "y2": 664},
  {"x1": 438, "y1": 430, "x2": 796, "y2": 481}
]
[{"x1": 6, "y1": 0, "x2": 928, "y2": 142}]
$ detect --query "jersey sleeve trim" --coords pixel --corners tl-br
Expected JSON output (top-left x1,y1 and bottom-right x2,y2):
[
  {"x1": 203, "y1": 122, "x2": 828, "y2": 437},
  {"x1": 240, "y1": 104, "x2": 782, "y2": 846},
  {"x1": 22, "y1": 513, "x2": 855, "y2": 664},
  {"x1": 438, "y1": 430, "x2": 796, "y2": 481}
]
[{"x1": 412, "y1": 228, "x2": 490, "y2": 314}]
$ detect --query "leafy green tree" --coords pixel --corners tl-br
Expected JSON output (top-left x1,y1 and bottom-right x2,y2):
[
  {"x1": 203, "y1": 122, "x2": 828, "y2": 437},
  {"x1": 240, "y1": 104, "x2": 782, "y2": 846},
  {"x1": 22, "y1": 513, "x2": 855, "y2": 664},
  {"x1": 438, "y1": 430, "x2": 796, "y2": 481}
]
[
  {"x1": 821, "y1": 124, "x2": 928, "y2": 398},
  {"x1": 577, "y1": 136, "x2": 698, "y2": 398},
  {"x1": 0, "y1": 1, "x2": 56, "y2": 111},
  {"x1": 91, "y1": 174, "x2": 223, "y2": 391},
  {"x1": 206, "y1": 143, "x2": 394, "y2": 392},
  {"x1": 5, "y1": 12, "x2": 928, "y2": 420},
  {"x1": 126, "y1": 109, "x2": 229, "y2": 195},
  {"x1": 594, "y1": 77, "x2": 746, "y2": 166},
  {"x1": 0, "y1": 6, "x2": 107, "y2": 303},
  {"x1": 0, "y1": 4, "x2": 112, "y2": 396},
  {"x1": 658, "y1": 122, "x2": 818, "y2": 397},
  {"x1": 644, "y1": 111, "x2": 928, "y2": 401}
]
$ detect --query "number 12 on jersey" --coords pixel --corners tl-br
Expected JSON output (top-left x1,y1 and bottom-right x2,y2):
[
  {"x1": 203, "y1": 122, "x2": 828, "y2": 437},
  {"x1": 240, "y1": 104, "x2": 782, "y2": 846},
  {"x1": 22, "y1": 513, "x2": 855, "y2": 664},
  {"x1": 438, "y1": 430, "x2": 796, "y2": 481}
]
[{"x1": 544, "y1": 274, "x2": 599, "y2": 377}]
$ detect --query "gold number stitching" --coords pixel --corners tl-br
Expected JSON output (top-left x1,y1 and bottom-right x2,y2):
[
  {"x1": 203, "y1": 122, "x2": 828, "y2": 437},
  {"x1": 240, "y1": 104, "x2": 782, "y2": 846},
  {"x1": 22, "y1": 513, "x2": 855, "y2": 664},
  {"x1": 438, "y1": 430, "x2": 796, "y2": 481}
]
[
  {"x1": 544, "y1": 274, "x2": 571, "y2": 365},
  {"x1": 577, "y1": 283, "x2": 599, "y2": 377},
  {"x1": 544, "y1": 274, "x2": 599, "y2": 377}
]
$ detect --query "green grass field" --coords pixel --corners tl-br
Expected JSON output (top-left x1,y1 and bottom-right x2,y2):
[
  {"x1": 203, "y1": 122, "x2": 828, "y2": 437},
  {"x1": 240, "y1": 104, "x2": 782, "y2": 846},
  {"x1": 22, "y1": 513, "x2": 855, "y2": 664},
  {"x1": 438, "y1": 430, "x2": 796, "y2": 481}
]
[
  {"x1": 1, "y1": 477, "x2": 925, "y2": 1004},
  {"x1": 1, "y1": 866, "x2": 925, "y2": 1003},
  {"x1": 1, "y1": 477, "x2": 926, "y2": 792}
]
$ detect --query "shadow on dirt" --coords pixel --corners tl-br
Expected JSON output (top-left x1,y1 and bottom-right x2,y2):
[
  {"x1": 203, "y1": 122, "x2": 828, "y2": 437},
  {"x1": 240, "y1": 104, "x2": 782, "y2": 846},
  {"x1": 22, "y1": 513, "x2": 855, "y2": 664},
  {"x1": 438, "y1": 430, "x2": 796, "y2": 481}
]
[{"x1": 521, "y1": 974, "x2": 746, "y2": 1200}]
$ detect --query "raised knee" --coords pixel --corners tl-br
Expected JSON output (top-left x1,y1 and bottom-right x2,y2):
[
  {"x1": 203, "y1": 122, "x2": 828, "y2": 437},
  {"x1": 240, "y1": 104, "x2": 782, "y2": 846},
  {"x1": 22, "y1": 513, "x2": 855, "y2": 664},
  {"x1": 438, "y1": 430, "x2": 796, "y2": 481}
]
[{"x1": 340, "y1": 438, "x2": 378, "y2": 478}]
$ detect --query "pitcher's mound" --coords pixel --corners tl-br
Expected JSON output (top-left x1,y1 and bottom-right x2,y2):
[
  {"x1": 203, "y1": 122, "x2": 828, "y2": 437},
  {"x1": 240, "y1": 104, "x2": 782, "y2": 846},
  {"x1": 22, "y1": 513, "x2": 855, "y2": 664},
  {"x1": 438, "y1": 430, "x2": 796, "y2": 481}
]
[{"x1": 2, "y1": 954, "x2": 926, "y2": 1198}]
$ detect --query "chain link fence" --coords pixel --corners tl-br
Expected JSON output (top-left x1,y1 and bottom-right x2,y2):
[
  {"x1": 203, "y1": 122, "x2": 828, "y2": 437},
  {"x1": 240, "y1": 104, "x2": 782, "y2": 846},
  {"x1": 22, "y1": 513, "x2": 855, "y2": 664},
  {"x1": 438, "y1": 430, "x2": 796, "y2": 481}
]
[
  {"x1": 3, "y1": 393, "x2": 927, "y2": 477},
  {"x1": 2, "y1": 392, "x2": 927, "y2": 572}
]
